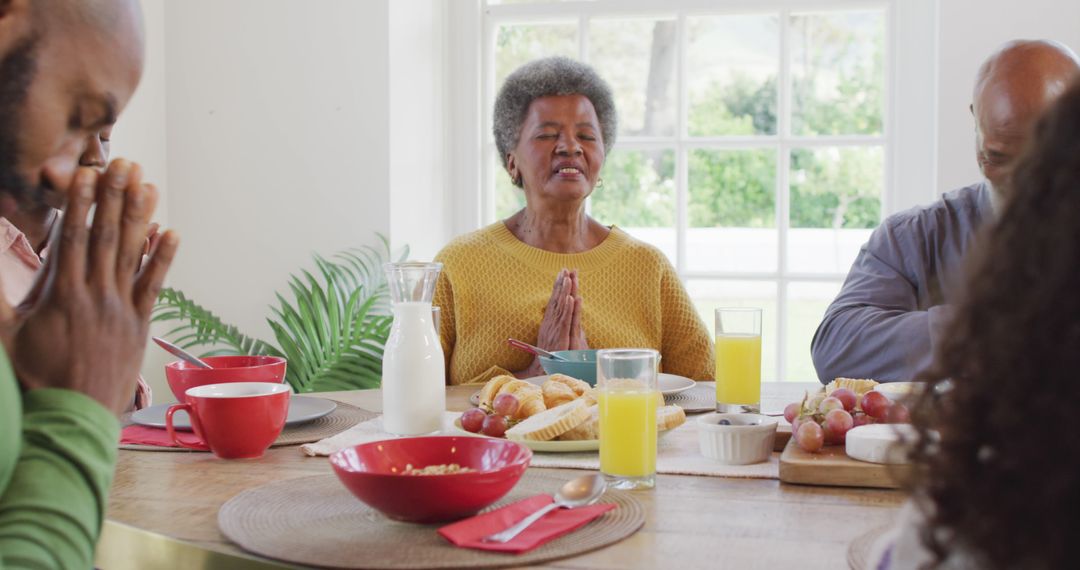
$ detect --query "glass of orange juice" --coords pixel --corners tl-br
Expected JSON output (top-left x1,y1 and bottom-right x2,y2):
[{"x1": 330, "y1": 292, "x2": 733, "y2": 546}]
[
  {"x1": 715, "y1": 308, "x2": 762, "y2": 413},
  {"x1": 597, "y1": 348, "x2": 660, "y2": 490}
]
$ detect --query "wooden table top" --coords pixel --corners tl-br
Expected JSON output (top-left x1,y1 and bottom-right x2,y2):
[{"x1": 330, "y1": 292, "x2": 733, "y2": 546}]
[{"x1": 96, "y1": 383, "x2": 906, "y2": 570}]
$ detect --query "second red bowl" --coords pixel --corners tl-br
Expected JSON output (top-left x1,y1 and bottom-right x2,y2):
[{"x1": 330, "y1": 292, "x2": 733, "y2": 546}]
[{"x1": 165, "y1": 355, "x2": 287, "y2": 402}]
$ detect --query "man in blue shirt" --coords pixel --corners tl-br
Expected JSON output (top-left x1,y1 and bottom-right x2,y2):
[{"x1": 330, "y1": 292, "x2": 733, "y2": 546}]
[{"x1": 811, "y1": 40, "x2": 1080, "y2": 384}]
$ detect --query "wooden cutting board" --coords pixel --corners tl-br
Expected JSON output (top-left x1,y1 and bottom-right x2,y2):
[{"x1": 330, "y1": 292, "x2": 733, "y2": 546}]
[{"x1": 778, "y1": 438, "x2": 911, "y2": 489}]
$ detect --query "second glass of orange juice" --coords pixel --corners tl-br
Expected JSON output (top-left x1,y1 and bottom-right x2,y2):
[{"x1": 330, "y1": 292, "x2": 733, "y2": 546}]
[
  {"x1": 597, "y1": 348, "x2": 659, "y2": 490},
  {"x1": 715, "y1": 308, "x2": 762, "y2": 413}
]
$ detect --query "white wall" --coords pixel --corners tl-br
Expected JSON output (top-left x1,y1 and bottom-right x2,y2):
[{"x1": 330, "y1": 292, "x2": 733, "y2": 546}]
[
  {"x1": 129, "y1": 0, "x2": 395, "y2": 402},
  {"x1": 389, "y1": 0, "x2": 448, "y2": 260},
  {"x1": 936, "y1": 0, "x2": 1080, "y2": 193}
]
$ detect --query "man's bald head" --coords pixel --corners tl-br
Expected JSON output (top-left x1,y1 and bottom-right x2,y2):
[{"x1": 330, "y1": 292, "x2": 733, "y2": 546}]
[
  {"x1": 0, "y1": 0, "x2": 144, "y2": 214},
  {"x1": 972, "y1": 40, "x2": 1080, "y2": 197}
]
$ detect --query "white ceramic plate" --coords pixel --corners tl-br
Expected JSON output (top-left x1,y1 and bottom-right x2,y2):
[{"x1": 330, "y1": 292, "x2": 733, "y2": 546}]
[
  {"x1": 469, "y1": 373, "x2": 698, "y2": 406},
  {"x1": 130, "y1": 396, "x2": 337, "y2": 431},
  {"x1": 658, "y1": 374, "x2": 697, "y2": 395}
]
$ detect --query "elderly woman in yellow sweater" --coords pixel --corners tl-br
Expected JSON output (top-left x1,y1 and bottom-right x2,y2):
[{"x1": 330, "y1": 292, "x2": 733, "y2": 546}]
[{"x1": 434, "y1": 57, "x2": 713, "y2": 385}]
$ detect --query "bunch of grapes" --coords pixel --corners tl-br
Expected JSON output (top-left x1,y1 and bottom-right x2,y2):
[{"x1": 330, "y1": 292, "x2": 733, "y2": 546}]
[
  {"x1": 459, "y1": 394, "x2": 520, "y2": 438},
  {"x1": 784, "y1": 389, "x2": 909, "y2": 453}
]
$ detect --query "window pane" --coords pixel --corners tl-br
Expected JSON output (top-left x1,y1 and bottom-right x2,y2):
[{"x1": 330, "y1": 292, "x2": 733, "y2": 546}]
[
  {"x1": 788, "y1": 146, "x2": 881, "y2": 273},
  {"x1": 687, "y1": 280, "x2": 778, "y2": 382},
  {"x1": 687, "y1": 148, "x2": 777, "y2": 272},
  {"x1": 592, "y1": 149, "x2": 676, "y2": 263},
  {"x1": 790, "y1": 10, "x2": 885, "y2": 136},
  {"x1": 687, "y1": 14, "x2": 779, "y2": 136},
  {"x1": 494, "y1": 22, "x2": 578, "y2": 90},
  {"x1": 786, "y1": 281, "x2": 842, "y2": 382},
  {"x1": 589, "y1": 18, "x2": 677, "y2": 137}
]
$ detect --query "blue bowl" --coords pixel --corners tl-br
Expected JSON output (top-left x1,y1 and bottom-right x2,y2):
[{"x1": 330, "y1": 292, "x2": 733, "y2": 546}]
[{"x1": 538, "y1": 349, "x2": 598, "y2": 385}]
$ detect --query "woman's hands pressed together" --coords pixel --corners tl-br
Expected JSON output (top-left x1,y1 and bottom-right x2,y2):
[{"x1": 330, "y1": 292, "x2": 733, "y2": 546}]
[{"x1": 518, "y1": 268, "x2": 588, "y2": 378}]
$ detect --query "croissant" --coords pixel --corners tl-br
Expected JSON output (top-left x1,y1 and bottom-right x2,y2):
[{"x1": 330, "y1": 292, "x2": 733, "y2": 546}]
[
  {"x1": 546, "y1": 373, "x2": 591, "y2": 397},
  {"x1": 478, "y1": 375, "x2": 515, "y2": 409},
  {"x1": 497, "y1": 380, "x2": 546, "y2": 419},
  {"x1": 542, "y1": 380, "x2": 577, "y2": 409}
]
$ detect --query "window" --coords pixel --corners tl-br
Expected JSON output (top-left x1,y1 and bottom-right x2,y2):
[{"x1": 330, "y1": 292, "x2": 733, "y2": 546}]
[{"x1": 473, "y1": 0, "x2": 909, "y2": 381}]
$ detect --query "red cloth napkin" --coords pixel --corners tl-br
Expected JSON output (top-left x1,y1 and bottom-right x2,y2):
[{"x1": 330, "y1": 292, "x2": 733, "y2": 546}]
[
  {"x1": 120, "y1": 425, "x2": 202, "y2": 448},
  {"x1": 438, "y1": 494, "x2": 616, "y2": 554}
]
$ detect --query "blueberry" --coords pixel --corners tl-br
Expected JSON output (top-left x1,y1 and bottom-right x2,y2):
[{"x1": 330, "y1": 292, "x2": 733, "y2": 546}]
[{"x1": 718, "y1": 419, "x2": 731, "y2": 426}]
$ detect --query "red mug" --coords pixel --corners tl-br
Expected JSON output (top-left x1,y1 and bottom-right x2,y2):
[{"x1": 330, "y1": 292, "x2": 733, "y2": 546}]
[{"x1": 166, "y1": 382, "x2": 291, "y2": 459}]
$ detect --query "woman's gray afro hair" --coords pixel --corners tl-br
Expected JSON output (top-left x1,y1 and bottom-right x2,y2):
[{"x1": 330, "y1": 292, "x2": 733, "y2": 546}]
[{"x1": 493, "y1": 56, "x2": 618, "y2": 173}]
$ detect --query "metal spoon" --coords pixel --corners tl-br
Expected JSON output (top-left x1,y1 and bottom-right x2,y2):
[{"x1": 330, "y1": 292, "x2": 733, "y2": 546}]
[
  {"x1": 152, "y1": 337, "x2": 213, "y2": 369},
  {"x1": 482, "y1": 473, "x2": 606, "y2": 543},
  {"x1": 506, "y1": 338, "x2": 569, "y2": 361}
]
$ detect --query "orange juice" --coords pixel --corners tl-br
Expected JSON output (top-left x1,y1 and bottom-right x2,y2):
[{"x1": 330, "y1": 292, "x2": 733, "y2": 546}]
[
  {"x1": 598, "y1": 388, "x2": 658, "y2": 477},
  {"x1": 715, "y1": 333, "x2": 762, "y2": 405}
]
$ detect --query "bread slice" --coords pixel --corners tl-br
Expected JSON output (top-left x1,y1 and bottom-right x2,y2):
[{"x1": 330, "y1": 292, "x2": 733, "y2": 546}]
[
  {"x1": 657, "y1": 405, "x2": 686, "y2": 431},
  {"x1": 506, "y1": 399, "x2": 590, "y2": 442},
  {"x1": 826, "y1": 377, "x2": 879, "y2": 395},
  {"x1": 557, "y1": 405, "x2": 599, "y2": 441}
]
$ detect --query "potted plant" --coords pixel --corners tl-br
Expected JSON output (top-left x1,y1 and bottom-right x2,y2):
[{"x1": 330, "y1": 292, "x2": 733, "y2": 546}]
[{"x1": 153, "y1": 237, "x2": 407, "y2": 392}]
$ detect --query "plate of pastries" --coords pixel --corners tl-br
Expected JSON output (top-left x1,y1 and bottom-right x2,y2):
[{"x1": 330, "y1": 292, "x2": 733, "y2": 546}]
[{"x1": 456, "y1": 374, "x2": 686, "y2": 452}]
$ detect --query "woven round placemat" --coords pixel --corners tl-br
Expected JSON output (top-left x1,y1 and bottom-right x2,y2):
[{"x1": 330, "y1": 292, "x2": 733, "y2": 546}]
[
  {"x1": 119, "y1": 400, "x2": 376, "y2": 452},
  {"x1": 218, "y1": 471, "x2": 645, "y2": 569},
  {"x1": 664, "y1": 385, "x2": 715, "y2": 414},
  {"x1": 847, "y1": 524, "x2": 892, "y2": 570}
]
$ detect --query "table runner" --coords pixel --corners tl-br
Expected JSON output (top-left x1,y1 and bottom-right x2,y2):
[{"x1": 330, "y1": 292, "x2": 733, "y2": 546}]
[{"x1": 301, "y1": 412, "x2": 779, "y2": 479}]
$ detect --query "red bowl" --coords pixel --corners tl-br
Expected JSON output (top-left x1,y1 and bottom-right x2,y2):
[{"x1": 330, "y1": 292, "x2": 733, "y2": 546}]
[
  {"x1": 329, "y1": 436, "x2": 532, "y2": 523},
  {"x1": 165, "y1": 355, "x2": 287, "y2": 402}
]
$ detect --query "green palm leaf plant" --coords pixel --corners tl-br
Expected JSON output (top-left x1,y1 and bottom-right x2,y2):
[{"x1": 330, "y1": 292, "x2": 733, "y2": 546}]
[{"x1": 152, "y1": 236, "x2": 407, "y2": 393}]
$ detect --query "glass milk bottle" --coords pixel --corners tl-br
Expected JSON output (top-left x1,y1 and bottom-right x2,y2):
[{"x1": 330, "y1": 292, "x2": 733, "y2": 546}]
[{"x1": 382, "y1": 262, "x2": 446, "y2": 435}]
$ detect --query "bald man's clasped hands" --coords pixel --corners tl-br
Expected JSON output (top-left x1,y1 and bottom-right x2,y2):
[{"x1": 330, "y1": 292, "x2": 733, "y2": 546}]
[
  {"x1": 1, "y1": 161, "x2": 177, "y2": 415},
  {"x1": 811, "y1": 39, "x2": 1080, "y2": 384}
]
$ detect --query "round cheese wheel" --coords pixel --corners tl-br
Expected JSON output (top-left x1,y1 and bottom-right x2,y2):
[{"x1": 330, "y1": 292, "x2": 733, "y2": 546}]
[{"x1": 845, "y1": 424, "x2": 918, "y2": 464}]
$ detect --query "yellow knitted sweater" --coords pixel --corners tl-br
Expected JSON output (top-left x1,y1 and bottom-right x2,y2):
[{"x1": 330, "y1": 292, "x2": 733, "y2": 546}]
[{"x1": 433, "y1": 222, "x2": 714, "y2": 385}]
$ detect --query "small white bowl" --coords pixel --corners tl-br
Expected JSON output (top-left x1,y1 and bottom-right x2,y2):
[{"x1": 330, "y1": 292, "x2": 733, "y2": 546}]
[{"x1": 697, "y1": 413, "x2": 778, "y2": 465}]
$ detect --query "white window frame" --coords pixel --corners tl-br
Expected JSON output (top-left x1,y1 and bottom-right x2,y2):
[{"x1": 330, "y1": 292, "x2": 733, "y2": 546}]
[{"x1": 443, "y1": 0, "x2": 938, "y2": 381}]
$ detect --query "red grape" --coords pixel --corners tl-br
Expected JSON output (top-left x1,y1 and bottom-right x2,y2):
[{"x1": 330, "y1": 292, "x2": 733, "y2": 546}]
[
  {"x1": 819, "y1": 396, "x2": 843, "y2": 414},
  {"x1": 791, "y1": 417, "x2": 803, "y2": 436},
  {"x1": 887, "y1": 403, "x2": 911, "y2": 424},
  {"x1": 795, "y1": 421, "x2": 825, "y2": 452},
  {"x1": 831, "y1": 388, "x2": 857, "y2": 412},
  {"x1": 852, "y1": 412, "x2": 874, "y2": 427},
  {"x1": 860, "y1": 390, "x2": 890, "y2": 420},
  {"x1": 493, "y1": 393, "x2": 520, "y2": 417},
  {"x1": 783, "y1": 402, "x2": 801, "y2": 423},
  {"x1": 460, "y1": 409, "x2": 486, "y2": 433},
  {"x1": 481, "y1": 414, "x2": 508, "y2": 437},
  {"x1": 823, "y1": 409, "x2": 854, "y2": 444}
]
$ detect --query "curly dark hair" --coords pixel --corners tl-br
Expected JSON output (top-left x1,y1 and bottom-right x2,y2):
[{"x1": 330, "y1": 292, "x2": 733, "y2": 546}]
[{"x1": 908, "y1": 79, "x2": 1080, "y2": 569}]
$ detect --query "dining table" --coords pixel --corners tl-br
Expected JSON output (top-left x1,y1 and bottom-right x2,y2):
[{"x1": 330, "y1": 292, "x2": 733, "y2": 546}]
[{"x1": 96, "y1": 382, "x2": 906, "y2": 569}]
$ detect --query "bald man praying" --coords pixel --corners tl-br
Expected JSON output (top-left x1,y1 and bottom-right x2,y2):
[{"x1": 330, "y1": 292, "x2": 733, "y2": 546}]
[{"x1": 811, "y1": 40, "x2": 1080, "y2": 384}]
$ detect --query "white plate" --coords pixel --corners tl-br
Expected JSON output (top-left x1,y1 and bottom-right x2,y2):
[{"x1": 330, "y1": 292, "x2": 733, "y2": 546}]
[
  {"x1": 450, "y1": 418, "x2": 671, "y2": 453},
  {"x1": 658, "y1": 374, "x2": 696, "y2": 395},
  {"x1": 130, "y1": 396, "x2": 337, "y2": 431},
  {"x1": 469, "y1": 373, "x2": 699, "y2": 406}
]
